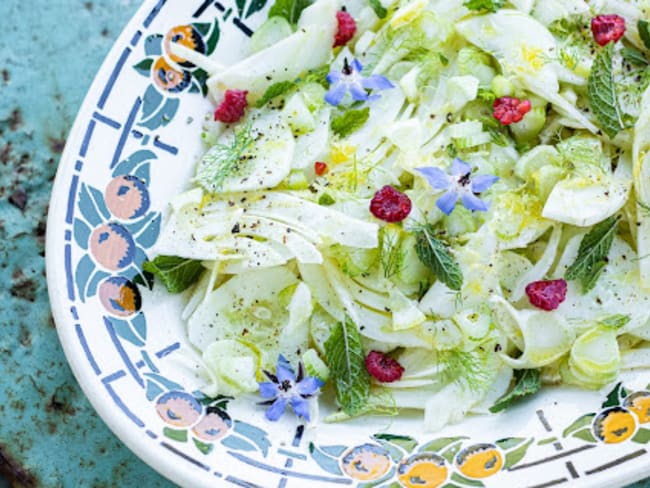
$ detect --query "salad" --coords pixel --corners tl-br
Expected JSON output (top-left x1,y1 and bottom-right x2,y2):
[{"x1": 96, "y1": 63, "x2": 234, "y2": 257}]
[{"x1": 146, "y1": 0, "x2": 650, "y2": 431}]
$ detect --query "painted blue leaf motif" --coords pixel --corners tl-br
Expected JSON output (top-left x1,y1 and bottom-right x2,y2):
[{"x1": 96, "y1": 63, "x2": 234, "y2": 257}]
[
  {"x1": 134, "y1": 162, "x2": 150, "y2": 184},
  {"x1": 78, "y1": 184, "x2": 103, "y2": 227},
  {"x1": 144, "y1": 372, "x2": 184, "y2": 392},
  {"x1": 221, "y1": 434, "x2": 257, "y2": 452},
  {"x1": 233, "y1": 421, "x2": 271, "y2": 456},
  {"x1": 88, "y1": 185, "x2": 111, "y2": 220},
  {"x1": 74, "y1": 218, "x2": 91, "y2": 250},
  {"x1": 139, "y1": 98, "x2": 180, "y2": 130},
  {"x1": 144, "y1": 34, "x2": 163, "y2": 56},
  {"x1": 140, "y1": 85, "x2": 164, "y2": 124},
  {"x1": 112, "y1": 149, "x2": 157, "y2": 178},
  {"x1": 134, "y1": 246, "x2": 149, "y2": 268},
  {"x1": 145, "y1": 379, "x2": 164, "y2": 401},
  {"x1": 131, "y1": 312, "x2": 147, "y2": 340},
  {"x1": 321, "y1": 445, "x2": 347, "y2": 457},
  {"x1": 86, "y1": 269, "x2": 110, "y2": 298},
  {"x1": 107, "y1": 317, "x2": 145, "y2": 347},
  {"x1": 75, "y1": 255, "x2": 96, "y2": 302},
  {"x1": 136, "y1": 214, "x2": 161, "y2": 249},
  {"x1": 309, "y1": 443, "x2": 343, "y2": 476},
  {"x1": 123, "y1": 211, "x2": 157, "y2": 235}
]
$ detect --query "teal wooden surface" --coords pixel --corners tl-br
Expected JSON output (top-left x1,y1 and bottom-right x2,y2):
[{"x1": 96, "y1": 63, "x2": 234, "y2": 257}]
[
  {"x1": 0, "y1": 0, "x2": 648, "y2": 487},
  {"x1": 0, "y1": 1, "x2": 173, "y2": 486}
]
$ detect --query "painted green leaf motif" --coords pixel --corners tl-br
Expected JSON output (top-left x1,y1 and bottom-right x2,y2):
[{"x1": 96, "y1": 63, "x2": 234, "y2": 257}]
[
  {"x1": 418, "y1": 436, "x2": 468, "y2": 453},
  {"x1": 133, "y1": 58, "x2": 154, "y2": 77},
  {"x1": 440, "y1": 442, "x2": 464, "y2": 464},
  {"x1": 489, "y1": 369, "x2": 541, "y2": 413},
  {"x1": 373, "y1": 434, "x2": 418, "y2": 453},
  {"x1": 142, "y1": 255, "x2": 204, "y2": 293},
  {"x1": 236, "y1": 0, "x2": 246, "y2": 17},
  {"x1": 632, "y1": 427, "x2": 650, "y2": 444},
  {"x1": 503, "y1": 438, "x2": 533, "y2": 469},
  {"x1": 415, "y1": 225, "x2": 463, "y2": 291},
  {"x1": 268, "y1": 0, "x2": 313, "y2": 25},
  {"x1": 450, "y1": 472, "x2": 485, "y2": 487},
  {"x1": 246, "y1": 0, "x2": 268, "y2": 18},
  {"x1": 565, "y1": 215, "x2": 621, "y2": 293},
  {"x1": 639, "y1": 20, "x2": 650, "y2": 50},
  {"x1": 331, "y1": 107, "x2": 371, "y2": 138},
  {"x1": 205, "y1": 21, "x2": 221, "y2": 55},
  {"x1": 495, "y1": 437, "x2": 526, "y2": 450},
  {"x1": 562, "y1": 413, "x2": 596, "y2": 437},
  {"x1": 163, "y1": 427, "x2": 188, "y2": 442},
  {"x1": 588, "y1": 43, "x2": 625, "y2": 139},
  {"x1": 602, "y1": 382, "x2": 628, "y2": 408},
  {"x1": 192, "y1": 437, "x2": 214, "y2": 454},
  {"x1": 573, "y1": 428, "x2": 597, "y2": 443},
  {"x1": 324, "y1": 318, "x2": 370, "y2": 416}
]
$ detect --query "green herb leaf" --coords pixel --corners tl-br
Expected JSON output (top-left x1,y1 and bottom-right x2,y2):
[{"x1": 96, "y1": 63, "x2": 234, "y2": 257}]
[
  {"x1": 368, "y1": 0, "x2": 387, "y2": 19},
  {"x1": 331, "y1": 108, "x2": 370, "y2": 138},
  {"x1": 142, "y1": 256, "x2": 205, "y2": 293},
  {"x1": 195, "y1": 123, "x2": 255, "y2": 192},
  {"x1": 588, "y1": 43, "x2": 625, "y2": 139},
  {"x1": 414, "y1": 225, "x2": 463, "y2": 291},
  {"x1": 324, "y1": 389, "x2": 398, "y2": 422},
  {"x1": 318, "y1": 193, "x2": 336, "y2": 206},
  {"x1": 255, "y1": 81, "x2": 297, "y2": 108},
  {"x1": 622, "y1": 47, "x2": 649, "y2": 66},
  {"x1": 565, "y1": 215, "x2": 621, "y2": 293},
  {"x1": 324, "y1": 318, "x2": 370, "y2": 416},
  {"x1": 489, "y1": 369, "x2": 541, "y2": 413},
  {"x1": 268, "y1": 0, "x2": 313, "y2": 25},
  {"x1": 463, "y1": 0, "x2": 505, "y2": 12},
  {"x1": 639, "y1": 20, "x2": 650, "y2": 50},
  {"x1": 599, "y1": 314, "x2": 631, "y2": 330}
]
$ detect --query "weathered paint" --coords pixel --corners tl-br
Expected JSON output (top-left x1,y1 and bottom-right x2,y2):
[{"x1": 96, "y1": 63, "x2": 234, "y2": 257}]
[{"x1": 0, "y1": 1, "x2": 173, "y2": 486}]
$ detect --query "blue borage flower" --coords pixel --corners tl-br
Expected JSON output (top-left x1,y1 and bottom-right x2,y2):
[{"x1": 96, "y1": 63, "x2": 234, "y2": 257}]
[
  {"x1": 325, "y1": 58, "x2": 394, "y2": 106},
  {"x1": 258, "y1": 355, "x2": 324, "y2": 422},
  {"x1": 416, "y1": 158, "x2": 499, "y2": 215}
]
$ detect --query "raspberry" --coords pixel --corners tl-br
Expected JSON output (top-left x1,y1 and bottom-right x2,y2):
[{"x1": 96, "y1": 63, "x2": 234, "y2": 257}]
[
  {"x1": 365, "y1": 351, "x2": 404, "y2": 383},
  {"x1": 370, "y1": 186, "x2": 412, "y2": 223},
  {"x1": 591, "y1": 15, "x2": 626, "y2": 46},
  {"x1": 525, "y1": 279, "x2": 568, "y2": 311},
  {"x1": 493, "y1": 97, "x2": 532, "y2": 125},
  {"x1": 334, "y1": 8, "x2": 357, "y2": 48},
  {"x1": 314, "y1": 161, "x2": 328, "y2": 176},
  {"x1": 214, "y1": 89, "x2": 248, "y2": 123}
]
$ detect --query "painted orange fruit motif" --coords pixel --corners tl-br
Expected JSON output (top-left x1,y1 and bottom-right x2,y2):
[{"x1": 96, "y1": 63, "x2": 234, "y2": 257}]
[
  {"x1": 164, "y1": 25, "x2": 206, "y2": 67},
  {"x1": 397, "y1": 453, "x2": 448, "y2": 488},
  {"x1": 340, "y1": 444, "x2": 392, "y2": 481},
  {"x1": 624, "y1": 391, "x2": 650, "y2": 424},
  {"x1": 98, "y1": 277, "x2": 142, "y2": 317},
  {"x1": 593, "y1": 407, "x2": 637, "y2": 443},
  {"x1": 455, "y1": 443, "x2": 503, "y2": 479},
  {"x1": 152, "y1": 57, "x2": 191, "y2": 93}
]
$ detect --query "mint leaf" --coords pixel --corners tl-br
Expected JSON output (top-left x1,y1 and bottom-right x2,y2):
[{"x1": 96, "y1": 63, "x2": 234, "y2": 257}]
[
  {"x1": 268, "y1": 0, "x2": 313, "y2": 25},
  {"x1": 255, "y1": 81, "x2": 297, "y2": 108},
  {"x1": 414, "y1": 225, "x2": 463, "y2": 291},
  {"x1": 489, "y1": 369, "x2": 541, "y2": 413},
  {"x1": 331, "y1": 107, "x2": 370, "y2": 138},
  {"x1": 195, "y1": 123, "x2": 255, "y2": 192},
  {"x1": 639, "y1": 20, "x2": 650, "y2": 50},
  {"x1": 622, "y1": 47, "x2": 648, "y2": 66},
  {"x1": 324, "y1": 388, "x2": 397, "y2": 422},
  {"x1": 463, "y1": 0, "x2": 505, "y2": 12},
  {"x1": 565, "y1": 215, "x2": 621, "y2": 293},
  {"x1": 142, "y1": 256, "x2": 204, "y2": 293},
  {"x1": 588, "y1": 43, "x2": 625, "y2": 139},
  {"x1": 324, "y1": 318, "x2": 370, "y2": 416},
  {"x1": 368, "y1": 0, "x2": 387, "y2": 19}
]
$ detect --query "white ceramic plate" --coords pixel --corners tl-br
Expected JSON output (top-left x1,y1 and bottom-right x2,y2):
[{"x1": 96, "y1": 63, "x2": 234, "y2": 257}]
[{"x1": 47, "y1": 1, "x2": 650, "y2": 487}]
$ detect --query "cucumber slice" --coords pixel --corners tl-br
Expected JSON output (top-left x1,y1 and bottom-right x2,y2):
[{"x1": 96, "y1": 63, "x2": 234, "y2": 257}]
[{"x1": 188, "y1": 266, "x2": 305, "y2": 368}]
